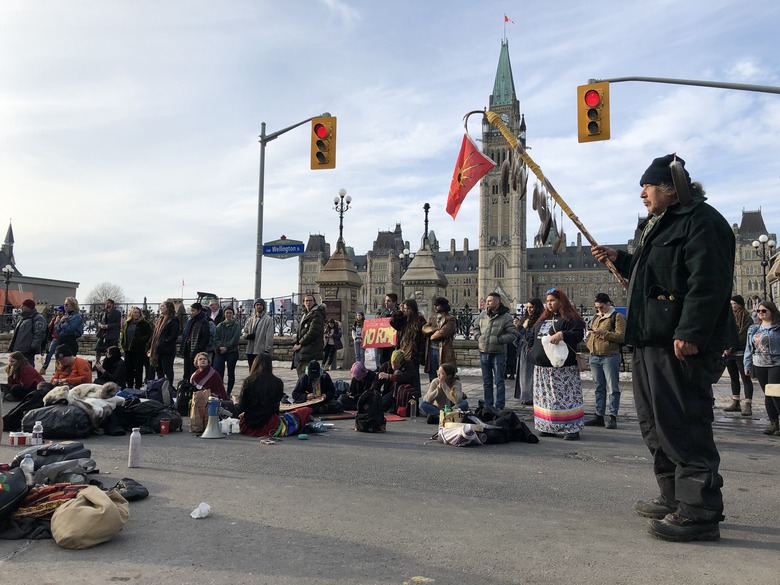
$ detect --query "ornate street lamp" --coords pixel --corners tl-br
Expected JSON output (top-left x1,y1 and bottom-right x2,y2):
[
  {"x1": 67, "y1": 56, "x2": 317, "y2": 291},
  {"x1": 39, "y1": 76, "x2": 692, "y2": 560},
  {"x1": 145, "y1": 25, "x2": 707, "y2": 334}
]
[
  {"x1": 2, "y1": 264, "x2": 13, "y2": 315},
  {"x1": 399, "y1": 248, "x2": 415, "y2": 272},
  {"x1": 752, "y1": 234, "x2": 776, "y2": 301},
  {"x1": 333, "y1": 188, "x2": 352, "y2": 249}
]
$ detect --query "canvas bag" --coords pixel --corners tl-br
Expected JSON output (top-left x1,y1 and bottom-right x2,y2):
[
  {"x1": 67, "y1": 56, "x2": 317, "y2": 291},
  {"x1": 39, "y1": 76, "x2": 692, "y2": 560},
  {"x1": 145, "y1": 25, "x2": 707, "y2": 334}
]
[{"x1": 50, "y1": 486, "x2": 129, "y2": 549}]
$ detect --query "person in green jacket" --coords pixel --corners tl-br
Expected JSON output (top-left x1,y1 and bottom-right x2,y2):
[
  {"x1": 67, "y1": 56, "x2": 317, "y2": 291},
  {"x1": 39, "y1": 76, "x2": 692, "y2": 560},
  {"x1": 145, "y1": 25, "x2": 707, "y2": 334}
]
[{"x1": 213, "y1": 306, "x2": 241, "y2": 397}]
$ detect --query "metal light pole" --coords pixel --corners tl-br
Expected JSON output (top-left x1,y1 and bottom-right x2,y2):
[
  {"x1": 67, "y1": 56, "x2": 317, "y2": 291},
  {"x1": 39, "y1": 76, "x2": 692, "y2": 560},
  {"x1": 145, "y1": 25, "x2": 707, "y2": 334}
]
[
  {"x1": 752, "y1": 234, "x2": 776, "y2": 301},
  {"x1": 2, "y1": 264, "x2": 13, "y2": 314},
  {"x1": 333, "y1": 188, "x2": 352, "y2": 250},
  {"x1": 255, "y1": 112, "x2": 331, "y2": 299},
  {"x1": 399, "y1": 248, "x2": 415, "y2": 272}
]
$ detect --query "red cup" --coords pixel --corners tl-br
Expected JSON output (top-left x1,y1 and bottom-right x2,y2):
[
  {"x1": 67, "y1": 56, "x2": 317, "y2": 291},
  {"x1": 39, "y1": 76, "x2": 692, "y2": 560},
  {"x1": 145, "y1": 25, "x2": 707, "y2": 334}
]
[{"x1": 159, "y1": 419, "x2": 170, "y2": 436}]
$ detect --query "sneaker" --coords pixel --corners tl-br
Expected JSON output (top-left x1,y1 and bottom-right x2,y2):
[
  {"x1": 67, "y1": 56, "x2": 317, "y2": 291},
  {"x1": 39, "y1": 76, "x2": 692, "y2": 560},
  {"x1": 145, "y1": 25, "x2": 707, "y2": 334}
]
[
  {"x1": 648, "y1": 513, "x2": 720, "y2": 542},
  {"x1": 634, "y1": 497, "x2": 677, "y2": 519},
  {"x1": 563, "y1": 432, "x2": 580, "y2": 441},
  {"x1": 606, "y1": 415, "x2": 617, "y2": 429},
  {"x1": 584, "y1": 414, "x2": 605, "y2": 427}
]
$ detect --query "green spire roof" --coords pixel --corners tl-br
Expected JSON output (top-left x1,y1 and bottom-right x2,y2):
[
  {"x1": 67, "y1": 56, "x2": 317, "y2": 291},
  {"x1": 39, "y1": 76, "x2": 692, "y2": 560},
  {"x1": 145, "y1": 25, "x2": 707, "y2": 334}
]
[{"x1": 491, "y1": 40, "x2": 516, "y2": 107}]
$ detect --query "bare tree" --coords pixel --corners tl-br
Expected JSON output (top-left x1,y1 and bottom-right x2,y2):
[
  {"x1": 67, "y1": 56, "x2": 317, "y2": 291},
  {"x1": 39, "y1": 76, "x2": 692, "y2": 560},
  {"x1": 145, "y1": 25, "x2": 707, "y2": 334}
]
[{"x1": 85, "y1": 282, "x2": 128, "y2": 306}]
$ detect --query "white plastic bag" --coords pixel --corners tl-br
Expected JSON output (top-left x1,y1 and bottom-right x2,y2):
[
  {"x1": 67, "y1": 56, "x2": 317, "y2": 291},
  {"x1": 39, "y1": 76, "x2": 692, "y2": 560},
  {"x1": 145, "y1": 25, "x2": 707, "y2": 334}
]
[{"x1": 541, "y1": 335, "x2": 569, "y2": 367}]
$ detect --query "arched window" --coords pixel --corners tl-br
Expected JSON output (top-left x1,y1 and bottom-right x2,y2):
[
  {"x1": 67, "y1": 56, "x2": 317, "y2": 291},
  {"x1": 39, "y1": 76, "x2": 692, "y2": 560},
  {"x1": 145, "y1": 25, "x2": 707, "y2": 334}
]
[{"x1": 494, "y1": 258, "x2": 505, "y2": 278}]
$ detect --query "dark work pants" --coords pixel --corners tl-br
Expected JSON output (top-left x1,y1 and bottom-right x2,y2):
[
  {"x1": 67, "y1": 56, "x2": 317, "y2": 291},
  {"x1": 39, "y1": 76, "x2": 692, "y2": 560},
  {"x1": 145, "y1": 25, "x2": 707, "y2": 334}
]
[
  {"x1": 155, "y1": 352, "x2": 175, "y2": 386},
  {"x1": 124, "y1": 350, "x2": 146, "y2": 389},
  {"x1": 726, "y1": 356, "x2": 754, "y2": 399},
  {"x1": 632, "y1": 347, "x2": 724, "y2": 522}
]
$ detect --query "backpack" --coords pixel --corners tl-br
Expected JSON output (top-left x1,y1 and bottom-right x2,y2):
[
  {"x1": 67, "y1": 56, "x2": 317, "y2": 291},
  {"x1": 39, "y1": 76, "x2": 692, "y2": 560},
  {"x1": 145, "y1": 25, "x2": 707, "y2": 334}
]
[
  {"x1": 355, "y1": 390, "x2": 386, "y2": 433},
  {"x1": 333, "y1": 379, "x2": 350, "y2": 397},
  {"x1": 175, "y1": 381, "x2": 195, "y2": 418},
  {"x1": 393, "y1": 383, "x2": 420, "y2": 417},
  {"x1": 145, "y1": 377, "x2": 173, "y2": 407},
  {"x1": 0, "y1": 468, "x2": 28, "y2": 521}
]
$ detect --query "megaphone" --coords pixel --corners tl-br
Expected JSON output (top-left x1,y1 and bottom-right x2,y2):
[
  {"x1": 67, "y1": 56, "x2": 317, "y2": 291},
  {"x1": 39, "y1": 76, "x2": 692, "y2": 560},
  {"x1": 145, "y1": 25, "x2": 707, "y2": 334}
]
[{"x1": 200, "y1": 396, "x2": 224, "y2": 439}]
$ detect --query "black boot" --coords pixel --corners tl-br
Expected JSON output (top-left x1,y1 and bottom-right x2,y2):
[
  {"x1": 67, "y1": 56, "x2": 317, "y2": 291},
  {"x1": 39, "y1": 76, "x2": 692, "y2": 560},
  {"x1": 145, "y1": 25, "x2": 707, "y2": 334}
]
[
  {"x1": 584, "y1": 414, "x2": 605, "y2": 427},
  {"x1": 648, "y1": 513, "x2": 720, "y2": 542}
]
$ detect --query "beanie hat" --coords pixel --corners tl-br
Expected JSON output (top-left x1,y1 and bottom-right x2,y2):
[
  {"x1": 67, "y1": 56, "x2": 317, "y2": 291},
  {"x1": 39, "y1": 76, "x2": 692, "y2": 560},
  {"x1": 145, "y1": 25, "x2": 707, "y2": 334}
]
[
  {"x1": 434, "y1": 297, "x2": 451, "y2": 312},
  {"x1": 306, "y1": 360, "x2": 321, "y2": 379},
  {"x1": 55, "y1": 346, "x2": 74, "y2": 359},
  {"x1": 190, "y1": 302, "x2": 203, "y2": 311},
  {"x1": 639, "y1": 154, "x2": 690, "y2": 187},
  {"x1": 350, "y1": 361, "x2": 368, "y2": 380},
  {"x1": 594, "y1": 293, "x2": 612, "y2": 304},
  {"x1": 254, "y1": 298, "x2": 265, "y2": 308},
  {"x1": 22, "y1": 299, "x2": 36, "y2": 309},
  {"x1": 730, "y1": 295, "x2": 745, "y2": 307},
  {"x1": 391, "y1": 349, "x2": 405, "y2": 364}
]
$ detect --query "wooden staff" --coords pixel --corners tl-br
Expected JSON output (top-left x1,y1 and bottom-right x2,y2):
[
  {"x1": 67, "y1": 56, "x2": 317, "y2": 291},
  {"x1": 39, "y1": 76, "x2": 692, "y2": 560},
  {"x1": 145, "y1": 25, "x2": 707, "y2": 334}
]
[{"x1": 470, "y1": 110, "x2": 628, "y2": 289}]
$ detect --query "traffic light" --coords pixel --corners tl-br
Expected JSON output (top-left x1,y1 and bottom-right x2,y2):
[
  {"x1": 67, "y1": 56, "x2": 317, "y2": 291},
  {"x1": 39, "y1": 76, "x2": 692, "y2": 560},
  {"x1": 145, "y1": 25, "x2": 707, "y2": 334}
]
[
  {"x1": 577, "y1": 82, "x2": 610, "y2": 143},
  {"x1": 310, "y1": 116, "x2": 337, "y2": 169}
]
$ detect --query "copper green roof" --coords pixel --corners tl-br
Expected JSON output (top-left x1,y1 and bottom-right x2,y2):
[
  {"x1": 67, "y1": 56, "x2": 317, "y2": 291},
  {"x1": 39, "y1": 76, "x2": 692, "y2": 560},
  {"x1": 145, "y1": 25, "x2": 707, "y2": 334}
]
[{"x1": 491, "y1": 40, "x2": 516, "y2": 107}]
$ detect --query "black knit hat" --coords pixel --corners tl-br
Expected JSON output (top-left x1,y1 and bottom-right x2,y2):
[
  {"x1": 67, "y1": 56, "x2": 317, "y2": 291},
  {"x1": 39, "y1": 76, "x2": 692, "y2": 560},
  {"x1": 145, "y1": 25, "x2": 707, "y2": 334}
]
[
  {"x1": 731, "y1": 295, "x2": 745, "y2": 307},
  {"x1": 594, "y1": 293, "x2": 612, "y2": 304},
  {"x1": 639, "y1": 154, "x2": 691, "y2": 187}
]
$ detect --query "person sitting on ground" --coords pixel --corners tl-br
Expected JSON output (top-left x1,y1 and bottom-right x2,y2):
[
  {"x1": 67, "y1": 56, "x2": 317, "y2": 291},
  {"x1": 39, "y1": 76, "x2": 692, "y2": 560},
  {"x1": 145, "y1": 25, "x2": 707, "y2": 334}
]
[
  {"x1": 338, "y1": 360, "x2": 378, "y2": 410},
  {"x1": 189, "y1": 351, "x2": 227, "y2": 400},
  {"x1": 419, "y1": 363, "x2": 468, "y2": 417},
  {"x1": 372, "y1": 349, "x2": 417, "y2": 411},
  {"x1": 2, "y1": 351, "x2": 45, "y2": 402},
  {"x1": 94, "y1": 346, "x2": 127, "y2": 388},
  {"x1": 236, "y1": 354, "x2": 313, "y2": 437},
  {"x1": 50, "y1": 346, "x2": 92, "y2": 387},
  {"x1": 292, "y1": 360, "x2": 336, "y2": 409}
]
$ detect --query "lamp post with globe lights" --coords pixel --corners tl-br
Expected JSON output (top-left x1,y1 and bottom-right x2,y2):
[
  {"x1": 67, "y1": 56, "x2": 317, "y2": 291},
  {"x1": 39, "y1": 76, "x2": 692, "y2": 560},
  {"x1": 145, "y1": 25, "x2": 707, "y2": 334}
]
[
  {"x1": 2, "y1": 264, "x2": 13, "y2": 332},
  {"x1": 752, "y1": 234, "x2": 776, "y2": 302},
  {"x1": 333, "y1": 188, "x2": 352, "y2": 249},
  {"x1": 399, "y1": 248, "x2": 415, "y2": 273}
]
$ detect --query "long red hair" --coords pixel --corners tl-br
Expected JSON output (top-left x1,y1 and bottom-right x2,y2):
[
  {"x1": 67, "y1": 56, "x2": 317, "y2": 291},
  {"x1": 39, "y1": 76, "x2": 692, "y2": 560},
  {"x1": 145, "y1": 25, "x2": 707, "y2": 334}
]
[{"x1": 534, "y1": 288, "x2": 585, "y2": 327}]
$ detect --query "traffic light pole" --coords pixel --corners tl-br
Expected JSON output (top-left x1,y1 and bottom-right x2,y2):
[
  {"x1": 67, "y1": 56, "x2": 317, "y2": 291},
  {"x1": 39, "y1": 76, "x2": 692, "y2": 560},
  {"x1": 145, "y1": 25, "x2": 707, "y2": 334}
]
[
  {"x1": 255, "y1": 113, "x2": 331, "y2": 299},
  {"x1": 591, "y1": 76, "x2": 780, "y2": 95}
]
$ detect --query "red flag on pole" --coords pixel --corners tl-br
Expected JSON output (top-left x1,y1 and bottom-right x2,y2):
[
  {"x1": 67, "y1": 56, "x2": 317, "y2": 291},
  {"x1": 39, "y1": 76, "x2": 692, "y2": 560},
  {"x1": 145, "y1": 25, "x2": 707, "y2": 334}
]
[
  {"x1": 446, "y1": 133, "x2": 495, "y2": 219},
  {"x1": 504, "y1": 14, "x2": 515, "y2": 24}
]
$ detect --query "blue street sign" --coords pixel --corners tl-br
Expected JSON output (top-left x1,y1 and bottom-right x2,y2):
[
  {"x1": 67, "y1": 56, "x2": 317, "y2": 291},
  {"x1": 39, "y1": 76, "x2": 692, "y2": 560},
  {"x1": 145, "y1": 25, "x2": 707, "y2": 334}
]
[{"x1": 263, "y1": 239, "x2": 304, "y2": 259}]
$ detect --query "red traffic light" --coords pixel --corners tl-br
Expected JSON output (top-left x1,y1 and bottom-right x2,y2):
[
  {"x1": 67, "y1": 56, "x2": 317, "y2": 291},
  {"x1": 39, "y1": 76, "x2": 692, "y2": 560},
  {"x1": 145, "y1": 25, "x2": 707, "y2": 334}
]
[
  {"x1": 313, "y1": 123, "x2": 329, "y2": 139},
  {"x1": 584, "y1": 89, "x2": 601, "y2": 108}
]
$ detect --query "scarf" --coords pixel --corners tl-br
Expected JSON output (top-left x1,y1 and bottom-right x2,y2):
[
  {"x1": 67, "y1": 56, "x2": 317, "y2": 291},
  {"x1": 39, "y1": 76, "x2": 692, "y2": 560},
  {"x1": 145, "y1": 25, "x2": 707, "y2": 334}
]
[{"x1": 150, "y1": 315, "x2": 170, "y2": 355}]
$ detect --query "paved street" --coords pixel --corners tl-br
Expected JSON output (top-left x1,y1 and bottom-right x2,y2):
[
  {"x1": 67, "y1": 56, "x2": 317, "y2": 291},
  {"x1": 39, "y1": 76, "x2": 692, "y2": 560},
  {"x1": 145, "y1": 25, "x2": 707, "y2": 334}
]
[{"x1": 1, "y1": 357, "x2": 778, "y2": 585}]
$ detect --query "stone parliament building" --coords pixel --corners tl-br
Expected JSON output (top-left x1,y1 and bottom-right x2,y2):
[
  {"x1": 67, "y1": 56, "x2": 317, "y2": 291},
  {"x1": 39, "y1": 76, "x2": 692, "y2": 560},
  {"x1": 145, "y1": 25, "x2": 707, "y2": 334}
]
[{"x1": 298, "y1": 40, "x2": 777, "y2": 318}]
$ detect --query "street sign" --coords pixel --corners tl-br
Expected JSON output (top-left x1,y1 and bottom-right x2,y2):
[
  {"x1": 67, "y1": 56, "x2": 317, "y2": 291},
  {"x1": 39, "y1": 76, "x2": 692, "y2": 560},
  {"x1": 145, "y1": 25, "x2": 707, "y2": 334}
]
[{"x1": 262, "y1": 238, "x2": 304, "y2": 259}]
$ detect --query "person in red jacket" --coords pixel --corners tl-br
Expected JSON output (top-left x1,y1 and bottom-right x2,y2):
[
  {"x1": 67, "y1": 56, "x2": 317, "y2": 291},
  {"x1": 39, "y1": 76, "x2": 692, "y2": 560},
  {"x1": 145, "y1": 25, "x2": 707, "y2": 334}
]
[
  {"x1": 50, "y1": 346, "x2": 92, "y2": 387},
  {"x1": 3, "y1": 351, "x2": 45, "y2": 401}
]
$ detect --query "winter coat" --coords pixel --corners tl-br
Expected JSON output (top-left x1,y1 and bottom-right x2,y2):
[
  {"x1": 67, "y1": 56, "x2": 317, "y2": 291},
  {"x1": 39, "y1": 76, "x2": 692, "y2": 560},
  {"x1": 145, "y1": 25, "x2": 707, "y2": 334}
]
[
  {"x1": 292, "y1": 372, "x2": 335, "y2": 403},
  {"x1": 296, "y1": 304, "x2": 326, "y2": 363},
  {"x1": 422, "y1": 378, "x2": 466, "y2": 409},
  {"x1": 585, "y1": 308, "x2": 626, "y2": 356},
  {"x1": 215, "y1": 319, "x2": 241, "y2": 354},
  {"x1": 612, "y1": 194, "x2": 736, "y2": 352},
  {"x1": 55, "y1": 311, "x2": 84, "y2": 339},
  {"x1": 236, "y1": 372, "x2": 285, "y2": 429},
  {"x1": 390, "y1": 311, "x2": 427, "y2": 365},
  {"x1": 190, "y1": 366, "x2": 227, "y2": 400},
  {"x1": 152, "y1": 317, "x2": 180, "y2": 356},
  {"x1": 324, "y1": 325, "x2": 343, "y2": 350},
  {"x1": 120, "y1": 318, "x2": 153, "y2": 353},
  {"x1": 8, "y1": 363, "x2": 45, "y2": 389},
  {"x1": 98, "y1": 308, "x2": 122, "y2": 344},
  {"x1": 473, "y1": 304, "x2": 517, "y2": 354},
  {"x1": 9, "y1": 309, "x2": 47, "y2": 355},
  {"x1": 242, "y1": 309, "x2": 274, "y2": 355},
  {"x1": 422, "y1": 312, "x2": 457, "y2": 372},
  {"x1": 181, "y1": 312, "x2": 210, "y2": 356},
  {"x1": 730, "y1": 306, "x2": 753, "y2": 354},
  {"x1": 51, "y1": 357, "x2": 92, "y2": 386},
  {"x1": 528, "y1": 316, "x2": 584, "y2": 368}
]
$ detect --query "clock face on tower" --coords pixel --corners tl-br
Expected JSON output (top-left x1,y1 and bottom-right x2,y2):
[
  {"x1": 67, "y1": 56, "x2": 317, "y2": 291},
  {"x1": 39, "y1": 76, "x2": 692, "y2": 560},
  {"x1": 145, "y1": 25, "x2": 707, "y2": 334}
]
[{"x1": 500, "y1": 113, "x2": 510, "y2": 125}]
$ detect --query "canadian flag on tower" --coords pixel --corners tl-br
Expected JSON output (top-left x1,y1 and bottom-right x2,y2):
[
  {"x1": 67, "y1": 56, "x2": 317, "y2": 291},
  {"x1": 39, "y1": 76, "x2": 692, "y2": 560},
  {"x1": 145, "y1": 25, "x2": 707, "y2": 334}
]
[{"x1": 504, "y1": 14, "x2": 514, "y2": 24}]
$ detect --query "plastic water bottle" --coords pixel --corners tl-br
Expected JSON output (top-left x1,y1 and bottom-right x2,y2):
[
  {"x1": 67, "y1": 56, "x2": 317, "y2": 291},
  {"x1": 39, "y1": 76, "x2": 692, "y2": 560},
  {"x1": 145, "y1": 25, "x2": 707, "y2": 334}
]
[
  {"x1": 32, "y1": 421, "x2": 44, "y2": 446},
  {"x1": 21, "y1": 454, "x2": 35, "y2": 486},
  {"x1": 128, "y1": 428, "x2": 141, "y2": 468},
  {"x1": 409, "y1": 399, "x2": 417, "y2": 421}
]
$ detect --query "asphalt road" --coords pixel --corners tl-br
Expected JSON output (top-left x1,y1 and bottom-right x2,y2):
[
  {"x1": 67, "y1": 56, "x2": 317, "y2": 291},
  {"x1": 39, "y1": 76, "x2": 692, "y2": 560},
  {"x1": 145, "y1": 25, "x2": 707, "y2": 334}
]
[{"x1": 1, "y1": 360, "x2": 778, "y2": 585}]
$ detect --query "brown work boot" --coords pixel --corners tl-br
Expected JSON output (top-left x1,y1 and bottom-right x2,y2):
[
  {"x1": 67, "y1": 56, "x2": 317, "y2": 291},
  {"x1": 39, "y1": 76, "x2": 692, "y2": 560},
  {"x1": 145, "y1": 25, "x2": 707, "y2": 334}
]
[
  {"x1": 763, "y1": 421, "x2": 779, "y2": 435},
  {"x1": 722, "y1": 399, "x2": 741, "y2": 412},
  {"x1": 648, "y1": 513, "x2": 720, "y2": 542},
  {"x1": 741, "y1": 402, "x2": 752, "y2": 417},
  {"x1": 635, "y1": 497, "x2": 677, "y2": 519}
]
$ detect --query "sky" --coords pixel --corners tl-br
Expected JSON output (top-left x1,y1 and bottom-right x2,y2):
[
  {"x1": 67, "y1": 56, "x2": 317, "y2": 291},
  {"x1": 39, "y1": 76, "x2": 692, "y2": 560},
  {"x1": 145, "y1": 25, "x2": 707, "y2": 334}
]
[{"x1": 1, "y1": 0, "x2": 779, "y2": 306}]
